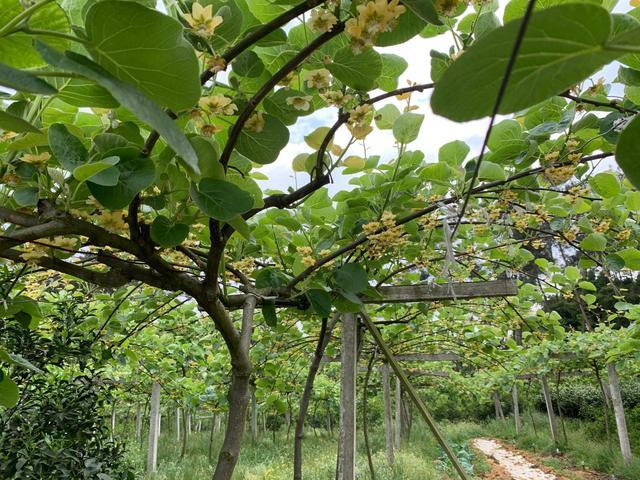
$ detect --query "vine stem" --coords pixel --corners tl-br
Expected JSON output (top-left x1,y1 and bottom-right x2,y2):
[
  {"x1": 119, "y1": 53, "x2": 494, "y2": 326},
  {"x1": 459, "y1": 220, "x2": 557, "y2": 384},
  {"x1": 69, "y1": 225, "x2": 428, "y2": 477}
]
[{"x1": 0, "y1": 0, "x2": 55, "y2": 38}]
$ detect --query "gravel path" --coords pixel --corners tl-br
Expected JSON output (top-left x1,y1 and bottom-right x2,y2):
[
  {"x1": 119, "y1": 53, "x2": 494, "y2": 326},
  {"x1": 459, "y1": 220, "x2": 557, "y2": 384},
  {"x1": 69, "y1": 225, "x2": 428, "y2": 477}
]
[{"x1": 472, "y1": 438, "x2": 557, "y2": 480}]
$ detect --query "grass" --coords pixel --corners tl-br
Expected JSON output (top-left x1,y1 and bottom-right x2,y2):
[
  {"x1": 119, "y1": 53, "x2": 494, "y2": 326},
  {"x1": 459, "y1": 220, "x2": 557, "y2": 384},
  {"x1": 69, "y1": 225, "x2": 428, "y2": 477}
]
[
  {"x1": 127, "y1": 424, "x2": 482, "y2": 479},
  {"x1": 124, "y1": 413, "x2": 640, "y2": 479}
]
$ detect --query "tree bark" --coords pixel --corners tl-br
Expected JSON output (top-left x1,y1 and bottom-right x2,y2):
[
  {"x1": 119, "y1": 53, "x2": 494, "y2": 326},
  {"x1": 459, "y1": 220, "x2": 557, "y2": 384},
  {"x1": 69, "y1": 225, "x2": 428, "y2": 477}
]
[
  {"x1": 211, "y1": 295, "x2": 255, "y2": 480},
  {"x1": 338, "y1": 313, "x2": 357, "y2": 480},
  {"x1": 293, "y1": 313, "x2": 338, "y2": 480},
  {"x1": 607, "y1": 363, "x2": 632, "y2": 464},
  {"x1": 541, "y1": 376, "x2": 559, "y2": 445},
  {"x1": 147, "y1": 382, "x2": 161, "y2": 473},
  {"x1": 381, "y1": 363, "x2": 395, "y2": 466}
]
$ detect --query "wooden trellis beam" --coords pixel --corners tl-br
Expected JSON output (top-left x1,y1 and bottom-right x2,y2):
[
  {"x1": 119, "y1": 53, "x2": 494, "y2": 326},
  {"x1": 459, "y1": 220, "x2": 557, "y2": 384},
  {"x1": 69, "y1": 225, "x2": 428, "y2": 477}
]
[{"x1": 224, "y1": 279, "x2": 518, "y2": 309}]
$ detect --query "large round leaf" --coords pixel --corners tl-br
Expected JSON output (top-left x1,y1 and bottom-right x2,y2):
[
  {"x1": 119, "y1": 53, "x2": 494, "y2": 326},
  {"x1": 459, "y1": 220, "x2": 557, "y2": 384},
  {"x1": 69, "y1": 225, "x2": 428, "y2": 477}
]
[
  {"x1": 190, "y1": 178, "x2": 253, "y2": 221},
  {"x1": 431, "y1": 4, "x2": 617, "y2": 121},
  {"x1": 616, "y1": 115, "x2": 640, "y2": 189},
  {"x1": 88, "y1": 156, "x2": 155, "y2": 209},
  {"x1": 84, "y1": 1, "x2": 201, "y2": 111},
  {"x1": 150, "y1": 215, "x2": 189, "y2": 248},
  {"x1": 48, "y1": 123, "x2": 89, "y2": 171},
  {"x1": 236, "y1": 113, "x2": 289, "y2": 165},
  {"x1": 327, "y1": 46, "x2": 382, "y2": 91},
  {"x1": 334, "y1": 263, "x2": 368, "y2": 294}
]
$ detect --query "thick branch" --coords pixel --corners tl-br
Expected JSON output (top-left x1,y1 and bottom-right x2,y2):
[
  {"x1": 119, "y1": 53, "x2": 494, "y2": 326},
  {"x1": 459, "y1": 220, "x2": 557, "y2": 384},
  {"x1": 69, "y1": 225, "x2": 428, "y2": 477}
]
[{"x1": 0, "y1": 248, "x2": 129, "y2": 288}]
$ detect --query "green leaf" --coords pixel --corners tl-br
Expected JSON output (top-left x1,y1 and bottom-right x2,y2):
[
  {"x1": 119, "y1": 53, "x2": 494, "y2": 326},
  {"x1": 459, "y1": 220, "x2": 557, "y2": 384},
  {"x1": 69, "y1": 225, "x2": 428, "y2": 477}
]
[
  {"x1": 420, "y1": 162, "x2": 452, "y2": 185},
  {"x1": 616, "y1": 115, "x2": 640, "y2": 189},
  {"x1": 578, "y1": 281, "x2": 597, "y2": 291},
  {"x1": 334, "y1": 263, "x2": 368, "y2": 294},
  {"x1": 588, "y1": 172, "x2": 620, "y2": 198},
  {"x1": 262, "y1": 301, "x2": 278, "y2": 328},
  {"x1": 58, "y1": 79, "x2": 119, "y2": 108},
  {"x1": 392, "y1": 112, "x2": 424, "y2": 144},
  {"x1": 73, "y1": 157, "x2": 120, "y2": 185},
  {"x1": 478, "y1": 160, "x2": 506, "y2": 180},
  {"x1": 48, "y1": 123, "x2": 88, "y2": 171},
  {"x1": 226, "y1": 215, "x2": 252, "y2": 240},
  {"x1": 0, "y1": 110, "x2": 40, "y2": 133},
  {"x1": 13, "y1": 186, "x2": 38, "y2": 207},
  {"x1": 84, "y1": 0, "x2": 201, "y2": 111},
  {"x1": 377, "y1": 9, "x2": 428, "y2": 46},
  {"x1": 0, "y1": 371, "x2": 18, "y2": 408},
  {"x1": 377, "y1": 54, "x2": 408, "y2": 92},
  {"x1": 233, "y1": 50, "x2": 264, "y2": 78},
  {"x1": 431, "y1": 4, "x2": 617, "y2": 121},
  {"x1": 327, "y1": 46, "x2": 382, "y2": 91},
  {"x1": 306, "y1": 289, "x2": 332, "y2": 317},
  {"x1": 254, "y1": 267, "x2": 289, "y2": 289},
  {"x1": 88, "y1": 157, "x2": 155, "y2": 209},
  {"x1": 304, "y1": 126, "x2": 332, "y2": 150},
  {"x1": 0, "y1": 62, "x2": 56, "y2": 94},
  {"x1": 190, "y1": 179, "x2": 253, "y2": 221},
  {"x1": 0, "y1": 0, "x2": 70, "y2": 69},
  {"x1": 264, "y1": 89, "x2": 315, "y2": 126},
  {"x1": 375, "y1": 104, "x2": 401, "y2": 130},
  {"x1": 616, "y1": 248, "x2": 640, "y2": 270},
  {"x1": 35, "y1": 42, "x2": 199, "y2": 175},
  {"x1": 580, "y1": 233, "x2": 607, "y2": 251},
  {"x1": 236, "y1": 114, "x2": 289, "y2": 165},
  {"x1": 439, "y1": 140, "x2": 470, "y2": 166},
  {"x1": 401, "y1": 0, "x2": 441, "y2": 25},
  {"x1": 150, "y1": 215, "x2": 189, "y2": 248}
]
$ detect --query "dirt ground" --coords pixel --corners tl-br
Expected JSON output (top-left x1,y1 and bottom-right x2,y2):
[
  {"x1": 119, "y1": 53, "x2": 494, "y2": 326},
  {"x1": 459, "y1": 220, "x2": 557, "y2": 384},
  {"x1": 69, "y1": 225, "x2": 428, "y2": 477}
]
[{"x1": 472, "y1": 438, "x2": 609, "y2": 480}]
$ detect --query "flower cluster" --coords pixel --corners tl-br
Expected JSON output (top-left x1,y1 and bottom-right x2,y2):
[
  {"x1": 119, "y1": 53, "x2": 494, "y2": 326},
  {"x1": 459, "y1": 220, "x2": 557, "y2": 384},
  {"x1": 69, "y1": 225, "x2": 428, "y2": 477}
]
[
  {"x1": 347, "y1": 104, "x2": 373, "y2": 139},
  {"x1": 362, "y1": 211, "x2": 407, "y2": 257},
  {"x1": 419, "y1": 213, "x2": 439, "y2": 231},
  {"x1": 199, "y1": 95, "x2": 238, "y2": 116},
  {"x1": 183, "y1": 2, "x2": 223, "y2": 37},
  {"x1": 286, "y1": 95, "x2": 313, "y2": 111},
  {"x1": 21, "y1": 152, "x2": 50, "y2": 167},
  {"x1": 567, "y1": 185, "x2": 589, "y2": 203},
  {"x1": 309, "y1": 8, "x2": 338, "y2": 33},
  {"x1": 19, "y1": 237, "x2": 77, "y2": 264},
  {"x1": 304, "y1": 69, "x2": 331, "y2": 89},
  {"x1": 591, "y1": 218, "x2": 611, "y2": 233},
  {"x1": 320, "y1": 90, "x2": 352, "y2": 107},
  {"x1": 563, "y1": 226, "x2": 579, "y2": 243},
  {"x1": 96, "y1": 211, "x2": 127, "y2": 234},
  {"x1": 616, "y1": 228, "x2": 632, "y2": 241},
  {"x1": 230, "y1": 257, "x2": 256, "y2": 276},
  {"x1": 529, "y1": 238, "x2": 546, "y2": 250},
  {"x1": 345, "y1": 0, "x2": 406, "y2": 53},
  {"x1": 543, "y1": 139, "x2": 583, "y2": 185},
  {"x1": 245, "y1": 111, "x2": 265, "y2": 133},
  {"x1": 297, "y1": 246, "x2": 316, "y2": 267},
  {"x1": 511, "y1": 214, "x2": 529, "y2": 233}
]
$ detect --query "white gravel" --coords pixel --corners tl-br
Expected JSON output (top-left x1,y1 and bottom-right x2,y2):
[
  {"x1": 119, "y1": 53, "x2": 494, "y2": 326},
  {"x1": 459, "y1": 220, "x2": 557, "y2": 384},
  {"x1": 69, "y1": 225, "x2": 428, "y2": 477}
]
[{"x1": 472, "y1": 438, "x2": 557, "y2": 480}]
